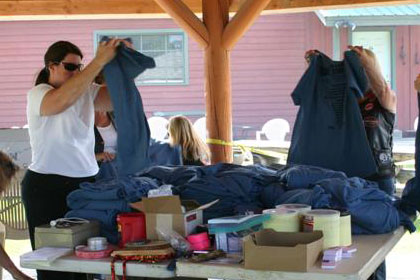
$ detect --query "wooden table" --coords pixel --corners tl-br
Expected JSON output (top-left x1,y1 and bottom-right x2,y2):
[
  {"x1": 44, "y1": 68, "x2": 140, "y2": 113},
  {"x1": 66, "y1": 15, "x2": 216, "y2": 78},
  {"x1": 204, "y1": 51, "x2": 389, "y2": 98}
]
[
  {"x1": 21, "y1": 227, "x2": 405, "y2": 280},
  {"x1": 21, "y1": 256, "x2": 175, "y2": 278}
]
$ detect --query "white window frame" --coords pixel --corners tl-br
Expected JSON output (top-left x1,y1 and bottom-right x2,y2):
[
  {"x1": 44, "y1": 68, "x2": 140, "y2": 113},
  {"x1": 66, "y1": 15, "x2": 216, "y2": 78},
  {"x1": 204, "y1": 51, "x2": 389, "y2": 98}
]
[{"x1": 93, "y1": 29, "x2": 189, "y2": 86}]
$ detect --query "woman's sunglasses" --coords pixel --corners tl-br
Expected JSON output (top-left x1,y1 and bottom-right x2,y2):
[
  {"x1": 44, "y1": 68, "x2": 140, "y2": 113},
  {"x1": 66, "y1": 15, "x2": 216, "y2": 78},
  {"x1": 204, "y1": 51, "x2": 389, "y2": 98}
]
[{"x1": 55, "y1": 61, "x2": 84, "y2": 72}]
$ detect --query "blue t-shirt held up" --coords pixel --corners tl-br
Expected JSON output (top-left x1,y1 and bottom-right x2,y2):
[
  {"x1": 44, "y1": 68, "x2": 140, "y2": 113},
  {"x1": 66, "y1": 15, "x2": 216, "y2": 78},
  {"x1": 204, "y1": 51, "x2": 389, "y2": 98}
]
[
  {"x1": 101, "y1": 37, "x2": 156, "y2": 176},
  {"x1": 287, "y1": 51, "x2": 377, "y2": 178}
]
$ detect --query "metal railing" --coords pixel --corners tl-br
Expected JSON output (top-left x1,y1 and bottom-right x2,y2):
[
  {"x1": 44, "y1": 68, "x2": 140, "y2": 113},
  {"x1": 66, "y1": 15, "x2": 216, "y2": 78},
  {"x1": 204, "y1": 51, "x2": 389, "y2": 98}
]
[{"x1": 0, "y1": 169, "x2": 28, "y2": 239}]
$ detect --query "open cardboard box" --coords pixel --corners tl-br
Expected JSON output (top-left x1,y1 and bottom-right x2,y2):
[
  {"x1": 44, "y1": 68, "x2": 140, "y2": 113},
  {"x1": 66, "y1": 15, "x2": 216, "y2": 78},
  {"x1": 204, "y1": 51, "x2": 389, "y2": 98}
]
[
  {"x1": 131, "y1": 196, "x2": 218, "y2": 240},
  {"x1": 243, "y1": 229, "x2": 323, "y2": 272}
]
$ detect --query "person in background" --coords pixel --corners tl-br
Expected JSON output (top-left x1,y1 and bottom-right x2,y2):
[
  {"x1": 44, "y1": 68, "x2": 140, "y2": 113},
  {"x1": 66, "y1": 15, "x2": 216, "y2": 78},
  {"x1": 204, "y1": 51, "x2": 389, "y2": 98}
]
[
  {"x1": 306, "y1": 46, "x2": 396, "y2": 280},
  {"x1": 351, "y1": 46, "x2": 396, "y2": 196},
  {"x1": 93, "y1": 72, "x2": 117, "y2": 164},
  {"x1": 415, "y1": 73, "x2": 420, "y2": 93},
  {"x1": 93, "y1": 71, "x2": 116, "y2": 164},
  {"x1": 94, "y1": 111, "x2": 117, "y2": 164},
  {"x1": 0, "y1": 151, "x2": 33, "y2": 280},
  {"x1": 168, "y1": 116, "x2": 210, "y2": 166},
  {"x1": 305, "y1": 46, "x2": 397, "y2": 195},
  {"x1": 22, "y1": 38, "x2": 127, "y2": 280}
]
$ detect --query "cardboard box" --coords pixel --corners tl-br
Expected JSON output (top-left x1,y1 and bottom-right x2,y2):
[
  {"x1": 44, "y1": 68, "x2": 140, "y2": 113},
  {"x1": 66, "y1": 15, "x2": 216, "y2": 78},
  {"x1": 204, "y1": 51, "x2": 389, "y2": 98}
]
[
  {"x1": 35, "y1": 221, "x2": 100, "y2": 249},
  {"x1": 243, "y1": 229, "x2": 323, "y2": 272},
  {"x1": 130, "y1": 196, "x2": 218, "y2": 240}
]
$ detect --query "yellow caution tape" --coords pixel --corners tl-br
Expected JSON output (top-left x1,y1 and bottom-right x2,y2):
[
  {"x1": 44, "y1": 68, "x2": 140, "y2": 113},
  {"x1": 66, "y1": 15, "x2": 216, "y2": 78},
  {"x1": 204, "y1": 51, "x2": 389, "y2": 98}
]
[{"x1": 206, "y1": 138, "x2": 288, "y2": 162}]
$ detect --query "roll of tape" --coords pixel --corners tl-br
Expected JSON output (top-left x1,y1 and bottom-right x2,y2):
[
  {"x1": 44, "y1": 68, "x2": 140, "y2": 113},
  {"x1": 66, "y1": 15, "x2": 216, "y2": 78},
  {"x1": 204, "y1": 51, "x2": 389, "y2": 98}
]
[
  {"x1": 339, "y1": 212, "x2": 352, "y2": 246},
  {"x1": 262, "y1": 209, "x2": 300, "y2": 232},
  {"x1": 302, "y1": 209, "x2": 340, "y2": 249},
  {"x1": 275, "y1": 203, "x2": 312, "y2": 214},
  {"x1": 87, "y1": 237, "x2": 108, "y2": 251},
  {"x1": 276, "y1": 204, "x2": 312, "y2": 231}
]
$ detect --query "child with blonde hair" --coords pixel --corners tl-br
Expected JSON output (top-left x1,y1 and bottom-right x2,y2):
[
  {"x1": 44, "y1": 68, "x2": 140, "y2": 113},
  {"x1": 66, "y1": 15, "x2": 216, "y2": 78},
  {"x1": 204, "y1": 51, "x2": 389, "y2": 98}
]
[{"x1": 168, "y1": 116, "x2": 210, "y2": 166}]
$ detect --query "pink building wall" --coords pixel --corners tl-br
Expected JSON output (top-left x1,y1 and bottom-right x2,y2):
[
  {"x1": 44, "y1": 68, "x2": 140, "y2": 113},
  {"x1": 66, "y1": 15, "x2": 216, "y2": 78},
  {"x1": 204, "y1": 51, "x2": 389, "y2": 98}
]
[
  {"x1": 231, "y1": 13, "x2": 332, "y2": 137},
  {"x1": 398, "y1": 26, "x2": 420, "y2": 131},
  {"x1": 0, "y1": 17, "x2": 206, "y2": 128},
  {"x1": 0, "y1": 13, "x2": 333, "y2": 139}
]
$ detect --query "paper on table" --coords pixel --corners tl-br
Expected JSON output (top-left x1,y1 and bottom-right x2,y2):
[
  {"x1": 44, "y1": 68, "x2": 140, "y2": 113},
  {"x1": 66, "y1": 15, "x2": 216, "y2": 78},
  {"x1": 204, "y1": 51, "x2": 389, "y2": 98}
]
[{"x1": 20, "y1": 247, "x2": 73, "y2": 266}]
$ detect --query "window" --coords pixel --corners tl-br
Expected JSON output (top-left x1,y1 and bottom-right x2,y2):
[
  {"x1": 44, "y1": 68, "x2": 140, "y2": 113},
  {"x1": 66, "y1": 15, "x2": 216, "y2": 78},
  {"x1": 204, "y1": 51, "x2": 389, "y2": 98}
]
[
  {"x1": 94, "y1": 29, "x2": 189, "y2": 85},
  {"x1": 350, "y1": 28, "x2": 395, "y2": 89}
]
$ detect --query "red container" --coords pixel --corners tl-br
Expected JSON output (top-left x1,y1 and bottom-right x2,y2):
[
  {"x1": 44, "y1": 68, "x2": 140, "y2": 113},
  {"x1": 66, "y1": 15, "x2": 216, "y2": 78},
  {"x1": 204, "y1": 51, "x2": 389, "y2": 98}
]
[
  {"x1": 117, "y1": 212, "x2": 146, "y2": 247},
  {"x1": 187, "y1": 232, "x2": 210, "y2": 251}
]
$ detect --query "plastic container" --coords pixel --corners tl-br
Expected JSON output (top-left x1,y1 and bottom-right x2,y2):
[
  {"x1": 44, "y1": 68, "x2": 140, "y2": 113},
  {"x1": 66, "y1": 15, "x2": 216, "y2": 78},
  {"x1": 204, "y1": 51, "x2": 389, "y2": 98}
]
[
  {"x1": 117, "y1": 212, "x2": 146, "y2": 248},
  {"x1": 156, "y1": 228, "x2": 190, "y2": 252},
  {"x1": 187, "y1": 232, "x2": 210, "y2": 251}
]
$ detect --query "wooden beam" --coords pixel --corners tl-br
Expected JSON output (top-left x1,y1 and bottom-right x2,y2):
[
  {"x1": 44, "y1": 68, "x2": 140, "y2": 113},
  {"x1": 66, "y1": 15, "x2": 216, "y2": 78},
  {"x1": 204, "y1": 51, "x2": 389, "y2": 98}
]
[
  {"x1": 222, "y1": 0, "x2": 271, "y2": 50},
  {"x1": 0, "y1": 0, "x2": 202, "y2": 16},
  {"x1": 0, "y1": 0, "x2": 418, "y2": 17},
  {"x1": 154, "y1": 0, "x2": 209, "y2": 48}
]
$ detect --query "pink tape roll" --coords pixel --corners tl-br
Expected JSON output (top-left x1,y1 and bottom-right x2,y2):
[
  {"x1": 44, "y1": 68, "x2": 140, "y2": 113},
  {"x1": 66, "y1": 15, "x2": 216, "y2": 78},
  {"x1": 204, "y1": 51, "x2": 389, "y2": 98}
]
[
  {"x1": 187, "y1": 232, "x2": 210, "y2": 251},
  {"x1": 75, "y1": 245, "x2": 115, "y2": 259}
]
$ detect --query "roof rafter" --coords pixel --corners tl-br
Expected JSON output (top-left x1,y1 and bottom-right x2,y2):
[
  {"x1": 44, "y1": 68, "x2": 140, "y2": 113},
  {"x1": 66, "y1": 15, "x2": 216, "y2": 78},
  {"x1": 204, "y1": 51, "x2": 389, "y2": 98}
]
[{"x1": 0, "y1": 0, "x2": 418, "y2": 16}]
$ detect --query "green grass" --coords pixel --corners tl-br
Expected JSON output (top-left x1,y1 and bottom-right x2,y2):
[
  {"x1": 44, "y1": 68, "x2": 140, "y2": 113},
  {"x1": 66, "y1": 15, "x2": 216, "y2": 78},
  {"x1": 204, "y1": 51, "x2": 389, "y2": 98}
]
[
  {"x1": 402, "y1": 164, "x2": 415, "y2": 170},
  {"x1": 414, "y1": 216, "x2": 420, "y2": 232}
]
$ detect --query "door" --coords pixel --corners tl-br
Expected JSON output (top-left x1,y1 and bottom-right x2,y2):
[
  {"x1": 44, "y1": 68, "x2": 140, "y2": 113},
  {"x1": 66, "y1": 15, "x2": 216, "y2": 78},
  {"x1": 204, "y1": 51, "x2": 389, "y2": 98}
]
[{"x1": 351, "y1": 30, "x2": 394, "y2": 87}]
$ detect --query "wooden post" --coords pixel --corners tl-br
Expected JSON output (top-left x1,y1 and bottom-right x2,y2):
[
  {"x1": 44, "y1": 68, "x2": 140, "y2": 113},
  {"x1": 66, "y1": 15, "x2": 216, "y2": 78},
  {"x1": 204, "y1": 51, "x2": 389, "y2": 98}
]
[{"x1": 203, "y1": 0, "x2": 232, "y2": 163}]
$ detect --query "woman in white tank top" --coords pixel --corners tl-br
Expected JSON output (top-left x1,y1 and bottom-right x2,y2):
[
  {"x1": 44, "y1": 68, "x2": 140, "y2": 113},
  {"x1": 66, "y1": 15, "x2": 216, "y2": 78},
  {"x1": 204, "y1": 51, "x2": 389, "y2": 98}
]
[{"x1": 94, "y1": 111, "x2": 117, "y2": 164}]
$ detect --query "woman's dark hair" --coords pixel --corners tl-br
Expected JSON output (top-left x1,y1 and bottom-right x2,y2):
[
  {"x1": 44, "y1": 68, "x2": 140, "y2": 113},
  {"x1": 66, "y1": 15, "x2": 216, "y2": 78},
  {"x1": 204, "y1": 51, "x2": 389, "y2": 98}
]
[{"x1": 35, "y1": 41, "x2": 83, "y2": 86}]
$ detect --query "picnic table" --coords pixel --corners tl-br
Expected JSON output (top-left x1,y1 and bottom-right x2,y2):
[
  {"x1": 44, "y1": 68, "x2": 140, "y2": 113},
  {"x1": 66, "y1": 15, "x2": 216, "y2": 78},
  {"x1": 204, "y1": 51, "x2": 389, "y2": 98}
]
[{"x1": 234, "y1": 139, "x2": 415, "y2": 168}]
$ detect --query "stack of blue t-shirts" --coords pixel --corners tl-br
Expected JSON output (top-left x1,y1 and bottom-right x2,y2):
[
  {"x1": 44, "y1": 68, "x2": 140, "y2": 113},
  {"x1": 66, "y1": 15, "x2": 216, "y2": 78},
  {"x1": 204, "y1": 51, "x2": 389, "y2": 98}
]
[
  {"x1": 66, "y1": 176, "x2": 159, "y2": 244},
  {"x1": 141, "y1": 163, "x2": 415, "y2": 234},
  {"x1": 288, "y1": 51, "x2": 377, "y2": 178}
]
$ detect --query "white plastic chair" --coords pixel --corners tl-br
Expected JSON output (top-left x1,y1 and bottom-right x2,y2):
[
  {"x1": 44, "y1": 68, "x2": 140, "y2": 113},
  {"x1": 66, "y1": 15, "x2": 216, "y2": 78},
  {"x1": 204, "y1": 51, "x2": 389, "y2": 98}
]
[
  {"x1": 193, "y1": 117, "x2": 207, "y2": 141},
  {"x1": 256, "y1": 118, "x2": 290, "y2": 142},
  {"x1": 414, "y1": 117, "x2": 418, "y2": 131},
  {"x1": 147, "y1": 116, "x2": 169, "y2": 141}
]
